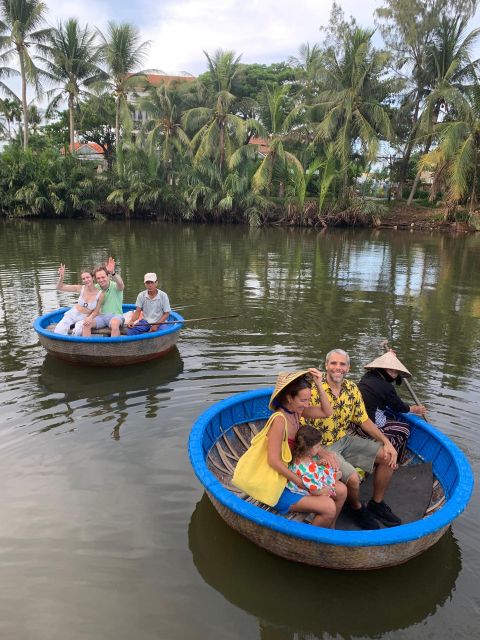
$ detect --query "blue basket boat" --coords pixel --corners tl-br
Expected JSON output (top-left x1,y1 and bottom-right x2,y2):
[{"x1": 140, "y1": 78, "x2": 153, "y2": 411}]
[
  {"x1": 33, "y1": 304, "x2": 184, "y2": 367},
  {"x1": 188, "y1": 388, "x2": 473, "y2": 570}
]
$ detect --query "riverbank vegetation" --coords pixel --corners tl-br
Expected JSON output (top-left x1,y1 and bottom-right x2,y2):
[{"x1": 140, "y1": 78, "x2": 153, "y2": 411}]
[{"x1": 1, "y1": 0, "x2": 480, "y2": 228}]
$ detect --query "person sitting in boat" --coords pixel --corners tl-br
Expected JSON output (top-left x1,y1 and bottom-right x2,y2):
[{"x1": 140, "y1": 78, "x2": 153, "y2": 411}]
[
  {"x1": 86, "y1": 257, "x2": 125, "y2": 337},
  {"x1": 357, "y1": 351, "x2": 427, "y2": 464},
  {"x1": 233, "y1": 370, "x2": 347, "y2": 528},
  {"x1": 287, "y1": 425, "x2": 339, "y2": 498},
  {"x1": 54, "y1": 264, "x2": 104, "y2": 336},
  {"x1": 301, "y1": 349, "x2": 401, "y2": 530},
  {"x1": 126, "y1": 273, "x2": 171, "y2": 335}
]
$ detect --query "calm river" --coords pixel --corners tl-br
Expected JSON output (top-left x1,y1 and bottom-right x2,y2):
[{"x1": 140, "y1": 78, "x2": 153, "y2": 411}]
[{"x1": 0, "y1": 219, "x2": 478, "y2": 640}]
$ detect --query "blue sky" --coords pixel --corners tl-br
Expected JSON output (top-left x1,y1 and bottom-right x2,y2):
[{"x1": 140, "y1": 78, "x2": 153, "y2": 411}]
[{"x1": 42, "y1": 0, "x2": 480, "y2": 76}]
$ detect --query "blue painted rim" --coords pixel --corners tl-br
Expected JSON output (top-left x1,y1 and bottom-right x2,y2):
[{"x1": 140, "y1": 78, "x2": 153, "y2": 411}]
[
  {"x1": 188, "y1": 388, "x2": 474, "y2": 547},
  {"x1": 33, "y1": 304, "x2": 184, "y2": 343}
]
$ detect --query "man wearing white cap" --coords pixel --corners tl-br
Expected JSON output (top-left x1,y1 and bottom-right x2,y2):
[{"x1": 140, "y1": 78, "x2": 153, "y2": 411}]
[
  {"x1": 126, "y1": 272, "x2": 171, "y2": 335},
  {"x1": 302, "y1": 348, "x2": 403, "y2": 530}
]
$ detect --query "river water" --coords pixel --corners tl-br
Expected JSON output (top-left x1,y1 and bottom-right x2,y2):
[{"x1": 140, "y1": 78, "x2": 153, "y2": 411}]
[{"x1": 0, "y1": 219, "x2": 478, "y2": 640}]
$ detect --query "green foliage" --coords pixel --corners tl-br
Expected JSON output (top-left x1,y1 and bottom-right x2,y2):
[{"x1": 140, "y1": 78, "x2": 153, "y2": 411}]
[{"x1": 0, "y1": 146, "x2": 102, "y2": 217}]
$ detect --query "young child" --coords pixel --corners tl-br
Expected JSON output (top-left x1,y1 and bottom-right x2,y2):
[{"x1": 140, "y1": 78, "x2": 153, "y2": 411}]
[{"x1": 287, "y1": 425, "x2": 338, "y2": 497}]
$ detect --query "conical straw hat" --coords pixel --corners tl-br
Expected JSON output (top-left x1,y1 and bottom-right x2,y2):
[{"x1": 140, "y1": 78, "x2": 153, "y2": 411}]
[
  {"x1": 364, "y1": 352, "x2": 411, "y2": 377},
  {"x1": 269, "y1": 370, "x2": 310, "y2": 410}
]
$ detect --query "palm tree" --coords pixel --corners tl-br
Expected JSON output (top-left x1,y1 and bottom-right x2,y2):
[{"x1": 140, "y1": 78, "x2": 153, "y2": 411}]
[
  {"x1": 140, "y1": 85, "x2": 190, "y2": 184},
  {"x1": 407, "y1": 14, "x2": 480, "y2": 204},
  {"x1": 251, "y1": 84, "x2": 306, "y2": 203},
  {"x1": 203, "y1": 48, "x2": 242, "y2": 93},
  {"x1": 37, "y1": 19, "x2": 105, "y2": 151},
  {"x1": 288, "y1": 42, "x2": 324, "y2": 101},
  {"x1": 420, "y1": 84, "x2": 480, "y2": 216},
  {"x1": 0, "y1": 96, "x2": 21, "y2": 137},
  {"x1": 0, "y1": 0, "x2": 50, "y2": 149},
  {"x1": 97, "y1": 22, "x2": 149, "y2": 150},
  {"x1": 183, "y1": 89, "x2": 247, "y2": 173},
  {"x1": 310, "y1": 27, "x2": 392, "y2": 204}
]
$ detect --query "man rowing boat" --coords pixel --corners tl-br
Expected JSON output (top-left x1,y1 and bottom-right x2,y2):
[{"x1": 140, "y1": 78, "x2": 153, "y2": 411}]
[{"x1": 126, "y1": 272, "x2": 171, "y2": 334}]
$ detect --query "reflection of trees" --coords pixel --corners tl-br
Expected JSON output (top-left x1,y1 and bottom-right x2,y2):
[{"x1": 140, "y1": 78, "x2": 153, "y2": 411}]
[
  {"x1": 189, "y1": 494, "x2": 461, "y2": 639},
  {"x1": 1, "y1": 218, "x2": 479, "y2": 392}
]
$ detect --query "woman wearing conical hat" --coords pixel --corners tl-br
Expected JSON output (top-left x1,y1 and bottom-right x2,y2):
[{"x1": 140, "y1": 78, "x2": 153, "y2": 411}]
[
  {"x1": 357, "y1": 351, "x2": 427, "y2": 462},
  {"x1": 234, "y1": 368, "x2": 347, "y2": 528}
]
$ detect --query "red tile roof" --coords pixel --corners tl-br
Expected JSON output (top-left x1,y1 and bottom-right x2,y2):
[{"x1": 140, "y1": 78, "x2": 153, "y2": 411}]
[
  {"x1": 248, "y1": 136, "x2": 270, "y2": 154},
  {"x1": 127, "y1": 73, "x2": 196, "y2": 88},
  {"x1": 61, "y1": 142, "x2": 104, "y2": 155}
]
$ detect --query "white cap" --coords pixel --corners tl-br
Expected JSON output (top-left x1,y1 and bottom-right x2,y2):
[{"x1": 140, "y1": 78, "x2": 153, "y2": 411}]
[{"x1": 144, "y1": 272, "x2": 157, "y2": 282}]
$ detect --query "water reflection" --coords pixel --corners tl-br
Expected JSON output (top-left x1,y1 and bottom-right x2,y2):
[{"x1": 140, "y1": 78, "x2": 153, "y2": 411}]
[
  {"x1": 189, "y1": 494, "x2": 461, "y2": 639},
  {"x1": 37, "y1": 347, "x2": 184, "y2": 437}
]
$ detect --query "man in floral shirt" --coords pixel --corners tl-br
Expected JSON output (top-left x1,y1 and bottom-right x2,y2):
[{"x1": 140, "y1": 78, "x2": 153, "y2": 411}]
[{"x1": 302, "y1": 349, "x2": 401, "y2": 530}]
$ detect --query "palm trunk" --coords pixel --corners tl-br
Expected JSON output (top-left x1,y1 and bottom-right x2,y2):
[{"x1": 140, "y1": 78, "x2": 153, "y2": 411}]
[
  {"x1": 398, "y1": 99, "x2": 421, "y2": 198},
  {"x1": 219, "y1": 121, "x2": 225, "y2": 173},
  {"x1": 115, "y1": 95, "x2": 120, "y2": 149},
  {"x1": 407, "y1": 104, "x2": 441, "y2": 206},
  {"x1": 19, "y1": 53, "x2": 28, "y2": 150},
  {"x1": 469, "y1": 150, "x2": 477, "y2": 215},
  {"x1": 69, "y1": 95, "x2": 75, "y2": 153}
]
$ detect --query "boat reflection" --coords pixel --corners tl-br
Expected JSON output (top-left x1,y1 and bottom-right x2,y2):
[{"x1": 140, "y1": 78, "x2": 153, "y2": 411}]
[
  {"x1": 38, "y1": 347, "x2": 184, "y2": 438},
  {"x1": 189, "y1": 494, "x2": 461, "y2": 639}
]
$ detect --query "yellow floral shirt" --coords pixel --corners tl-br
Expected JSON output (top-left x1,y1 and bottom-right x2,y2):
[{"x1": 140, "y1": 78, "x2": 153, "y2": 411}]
[{"x1": 301, "y1": 379, "x2": 369, "y2": 446}]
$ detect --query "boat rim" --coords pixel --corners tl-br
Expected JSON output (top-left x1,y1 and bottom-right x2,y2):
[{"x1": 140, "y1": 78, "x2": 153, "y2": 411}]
[
  {"x1": 33, "y1": 305, "x2": 184, "y2": 344},
  {"x1": 188, "y1": 387, "x2": 474, "y2": 547}
]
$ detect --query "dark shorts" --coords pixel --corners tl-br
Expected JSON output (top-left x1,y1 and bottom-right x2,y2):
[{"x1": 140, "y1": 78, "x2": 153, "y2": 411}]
[
  {"x1": 274, "y1": 487, "x2": 304, "y2": 514},
  {"x1": 126, "y1": 319, "x2": 168, "y2": 335}
]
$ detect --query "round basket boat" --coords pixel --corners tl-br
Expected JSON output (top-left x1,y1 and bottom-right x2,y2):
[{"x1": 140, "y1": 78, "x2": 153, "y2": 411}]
[
  {"x1": 33, "y1": 304, "x2": 184, "y2": 367},
  {"x1": 188, "y1": 388, "x2": 474, "y2": 570}
]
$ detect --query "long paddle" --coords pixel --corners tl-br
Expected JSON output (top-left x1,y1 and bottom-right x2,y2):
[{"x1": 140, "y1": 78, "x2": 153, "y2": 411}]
[
  {"x1": 159, "y1": 314, "x2": 239, "y2": 325},
  {"x1": 380, "y1": 339, "x2": 427, "y2": 419}
]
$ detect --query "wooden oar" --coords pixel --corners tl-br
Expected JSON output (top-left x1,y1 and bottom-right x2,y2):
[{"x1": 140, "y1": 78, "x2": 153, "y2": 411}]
[
  {"x1": 380, "y1": 339, "x2": 427, "y2": 418},
  {"x1": 162, "y1": 314, "x2": 239, "y2": 325}
]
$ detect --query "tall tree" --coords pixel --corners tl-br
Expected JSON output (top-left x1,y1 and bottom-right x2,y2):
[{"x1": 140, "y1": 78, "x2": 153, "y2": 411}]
[
  {"x1": 252, "y1": 84, "x2": 306, "y2": 203},
  {"x1": 0, "y1": 96, "x2": 21, "y2": 137},
  {"x1": 38, "y1": 19, "x2": 105, "y2": 151},
  {"x1": 407, "y1": 14, "x2": 480, "y2": 204},
  {"x1": 203, "y1": 48, "x2": 242, "y2": 93},
  {"x1": 310, "y1": 27, "x2": 392, "y2": 204},
  {"x1": 183, "y1": 50, "x2": 250, "y2": 173},
  {"x1": 140, "y1": 84, "x2": 190, "y2": 178},
  {"x1": 0, "y1": 0, "x2": 50, "y2": 149},
  {"x1": 375, "y1": 0, "x2": 478, "y2": 197},
  {"x1": 420, "y1": 84, "x2": 480, "y2": 216},
  {"x1": 97, "y1": 22, "x2": 149, "y2": 150}
]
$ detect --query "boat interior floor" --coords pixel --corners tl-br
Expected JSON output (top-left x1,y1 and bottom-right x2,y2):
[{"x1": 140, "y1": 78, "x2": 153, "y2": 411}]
[
  {"x1": 336, "y1": 462, "x2": 433, "y2": 530},
  {"x1": 207, "y1": 420, "x2": 441, "y2": 530}
]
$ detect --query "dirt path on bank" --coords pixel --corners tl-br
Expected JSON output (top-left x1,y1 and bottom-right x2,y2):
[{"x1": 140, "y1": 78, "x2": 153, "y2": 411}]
[{"x1": 376, "y1": 202, "x2": 476, "y2": 232}]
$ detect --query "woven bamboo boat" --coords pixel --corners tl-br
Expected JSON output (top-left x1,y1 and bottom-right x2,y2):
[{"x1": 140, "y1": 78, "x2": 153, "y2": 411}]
[
  {"x1": 188, "y1": 388, "x2": 473, "y2": 570},
  {"x1": 33, "y1": 304, "x2": 184, "y2": 367}
]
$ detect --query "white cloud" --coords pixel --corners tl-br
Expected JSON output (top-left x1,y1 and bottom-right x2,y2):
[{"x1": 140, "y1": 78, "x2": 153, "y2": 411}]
[{"x1": 6, "y1": 0, "x2": 480, "y2": 101}]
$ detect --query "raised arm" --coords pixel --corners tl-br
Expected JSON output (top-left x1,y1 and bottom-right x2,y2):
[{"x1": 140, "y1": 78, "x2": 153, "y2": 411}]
[
  {"x1": 307, "y1": 368, "x2": 333, "y2": 417},
  {"x1": 105, "y1": 257, "x2": 125, "y2": 291},
  {"x1": 56, "y1": 264, "x2": 81, "y2": 293}
]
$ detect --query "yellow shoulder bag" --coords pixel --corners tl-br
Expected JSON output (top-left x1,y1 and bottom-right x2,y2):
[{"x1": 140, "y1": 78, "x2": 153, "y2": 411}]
[{"x1": 232, "y1": 411, "x2": 292, "y2": 507}]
